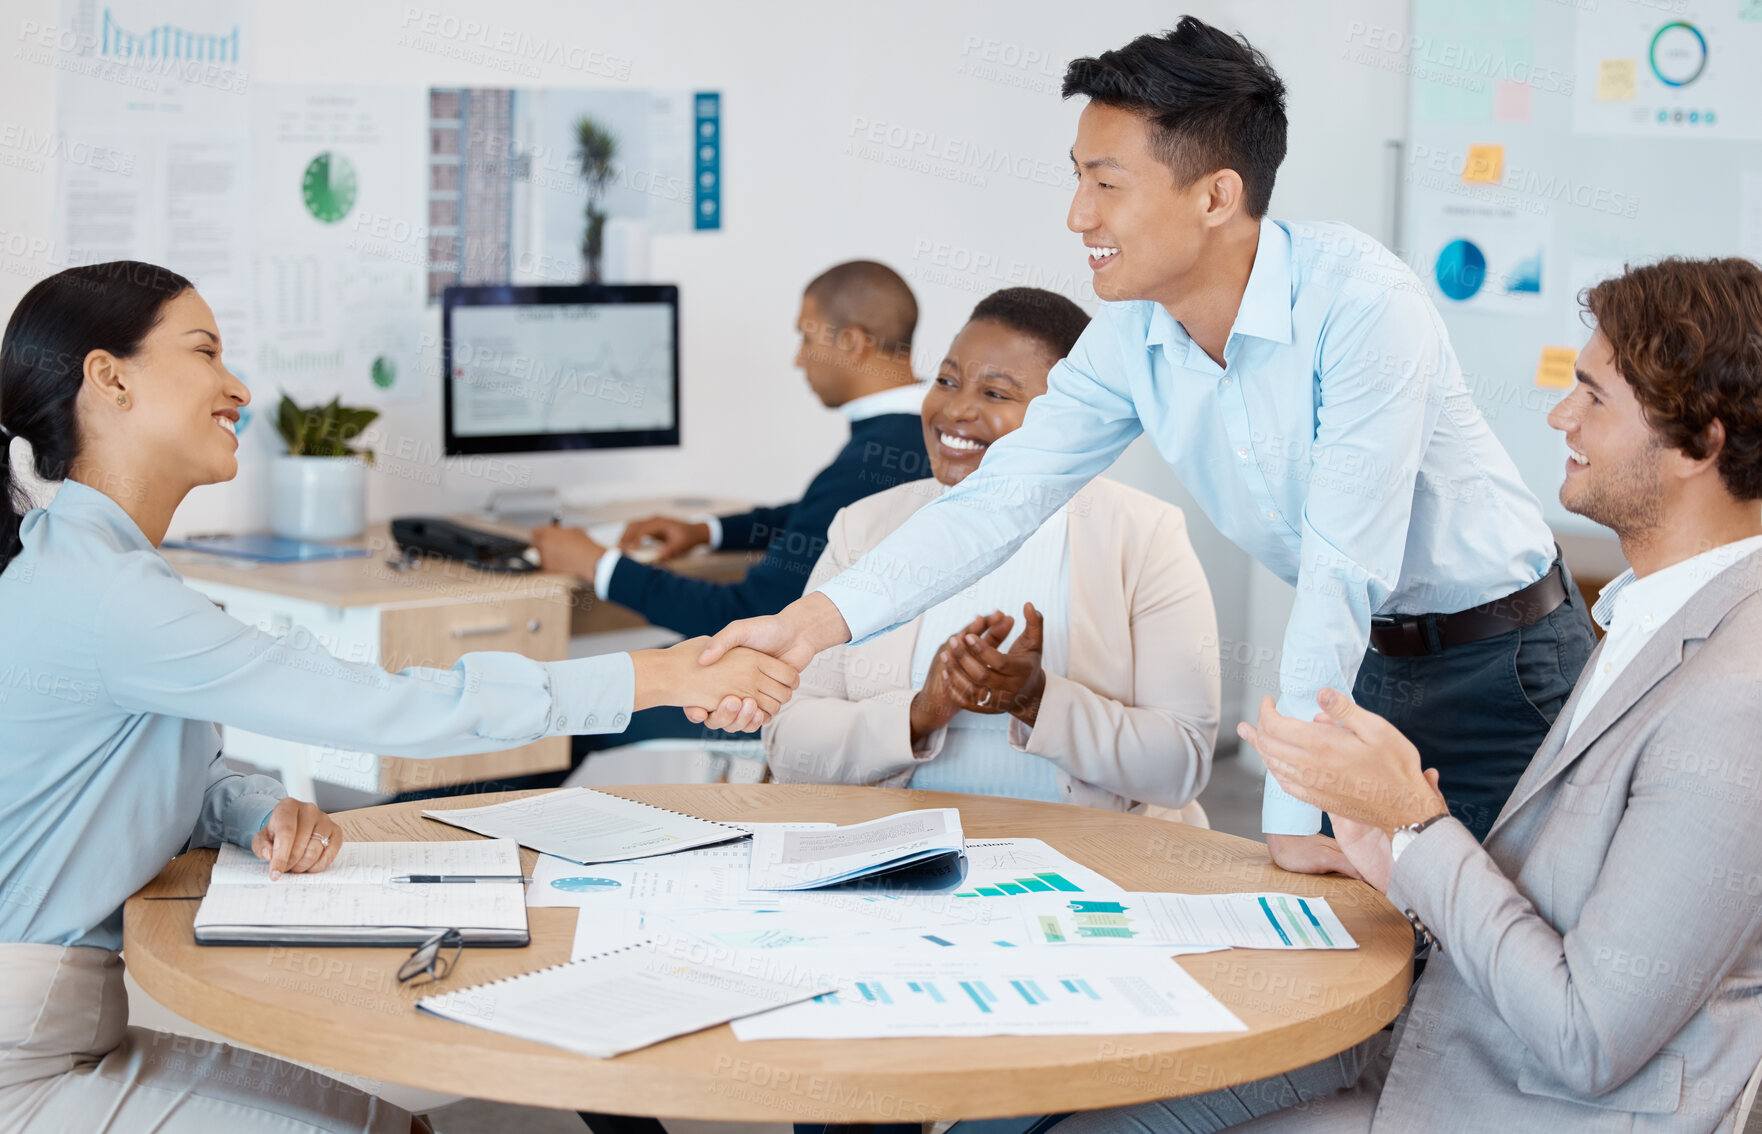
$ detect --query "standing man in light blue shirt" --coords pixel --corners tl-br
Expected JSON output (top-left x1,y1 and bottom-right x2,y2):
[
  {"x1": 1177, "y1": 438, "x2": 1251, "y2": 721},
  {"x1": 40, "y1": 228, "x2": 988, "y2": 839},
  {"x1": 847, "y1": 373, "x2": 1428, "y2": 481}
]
[{"x1": 704, "y1": 17, "x2": 1598, "y2": 877}]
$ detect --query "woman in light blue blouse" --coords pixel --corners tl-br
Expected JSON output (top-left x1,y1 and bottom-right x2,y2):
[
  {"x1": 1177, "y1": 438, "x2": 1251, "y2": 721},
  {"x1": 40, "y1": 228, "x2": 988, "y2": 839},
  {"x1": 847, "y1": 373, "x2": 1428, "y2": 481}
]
[{"x1": 0, "y1": 262, "x2": 798, "y2": 1134}]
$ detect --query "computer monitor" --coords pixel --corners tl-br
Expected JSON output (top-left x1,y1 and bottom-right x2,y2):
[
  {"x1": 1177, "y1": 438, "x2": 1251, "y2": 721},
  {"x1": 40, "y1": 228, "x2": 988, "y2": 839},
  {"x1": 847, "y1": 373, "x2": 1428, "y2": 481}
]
[{"x1": 442, "y1": 283, "x2": 680, "y2": 455}]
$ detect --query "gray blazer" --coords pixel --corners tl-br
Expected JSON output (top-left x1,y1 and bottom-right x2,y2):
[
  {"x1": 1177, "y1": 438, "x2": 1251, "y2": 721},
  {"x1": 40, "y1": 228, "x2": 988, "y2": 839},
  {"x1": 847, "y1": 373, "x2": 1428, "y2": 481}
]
[{"x1": 1377, "y1": 550, "x2": 1762, "y2": 1132}]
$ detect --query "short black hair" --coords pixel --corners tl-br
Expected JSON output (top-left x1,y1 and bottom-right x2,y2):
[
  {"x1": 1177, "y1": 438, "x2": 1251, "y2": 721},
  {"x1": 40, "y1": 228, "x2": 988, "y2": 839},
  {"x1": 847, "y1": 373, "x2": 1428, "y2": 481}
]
[
  {"x1": 803, "y1": 260, "x2": 917, "y2": 354},
  {"x1": 967, "y1": 288, "x2": 1091, "y2": 363},
  {"x1": 1063, "y1": 17, "x2": 1288, "y2": 217}
]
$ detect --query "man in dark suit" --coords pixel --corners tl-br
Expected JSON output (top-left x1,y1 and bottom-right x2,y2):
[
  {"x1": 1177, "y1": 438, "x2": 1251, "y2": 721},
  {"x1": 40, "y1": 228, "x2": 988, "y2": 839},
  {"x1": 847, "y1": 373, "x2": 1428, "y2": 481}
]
[
  {"x1": 530, "y1": 259, "x2": 931, "y2": 636},
  {"x1": 526, "y1": 260, "x2": 931, "y2": 756}
]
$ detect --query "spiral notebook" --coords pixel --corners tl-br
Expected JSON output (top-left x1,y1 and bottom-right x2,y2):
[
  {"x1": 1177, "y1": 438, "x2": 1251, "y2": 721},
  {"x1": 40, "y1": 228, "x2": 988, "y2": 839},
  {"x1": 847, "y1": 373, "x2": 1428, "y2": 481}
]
[
  {"x1": 423, "y1": 788, "x2": 748, "y2": 865},
  {"x1": 414, "y1": 942, "x2": 839, "y2": 1058},
  {"x1": 193, "y1": 841, "x2": 529, "y2": 947}
]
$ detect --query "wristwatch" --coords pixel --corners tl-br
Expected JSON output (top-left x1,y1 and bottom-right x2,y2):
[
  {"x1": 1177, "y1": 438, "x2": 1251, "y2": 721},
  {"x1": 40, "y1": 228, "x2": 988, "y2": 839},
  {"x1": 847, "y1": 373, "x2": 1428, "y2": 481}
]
[
  {"x1": 1391, "y1": 811, "x2": 1449, "y2": 864},
  {"x1": 1391, "y1": 811, "x2": 1449, "y2": 953}
]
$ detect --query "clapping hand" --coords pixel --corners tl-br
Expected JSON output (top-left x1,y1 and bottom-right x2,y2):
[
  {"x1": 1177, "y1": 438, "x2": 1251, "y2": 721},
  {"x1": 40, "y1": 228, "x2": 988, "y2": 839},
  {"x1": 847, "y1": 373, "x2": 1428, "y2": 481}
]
[
  {"x1": 1240, "y1": 689, "x2": 1446, "y2": 832},
  {"x1": 944, "y1": 602, "x2": 1047, "y2": 725},
  {"x1": 910, "y1": 611, "x2": 1011, "y2": 743},
  {"x1": 1329, "y1": 769, "x2": 1443, "y2": 892}
]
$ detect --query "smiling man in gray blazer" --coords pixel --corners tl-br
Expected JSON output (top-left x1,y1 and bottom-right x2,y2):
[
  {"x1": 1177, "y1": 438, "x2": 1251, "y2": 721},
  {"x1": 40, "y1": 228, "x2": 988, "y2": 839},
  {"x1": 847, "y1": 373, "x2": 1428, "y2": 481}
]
[{"x1": 1041, "y1": 257, "x2": 1762, "y2": 1133}]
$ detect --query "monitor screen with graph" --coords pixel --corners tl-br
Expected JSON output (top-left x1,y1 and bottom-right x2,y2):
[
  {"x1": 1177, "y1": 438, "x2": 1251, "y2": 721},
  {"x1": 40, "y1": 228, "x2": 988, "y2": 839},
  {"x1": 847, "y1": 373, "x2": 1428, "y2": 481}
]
[{"x1": 442, "y1": 284, "x2": 680, "y2": 455}]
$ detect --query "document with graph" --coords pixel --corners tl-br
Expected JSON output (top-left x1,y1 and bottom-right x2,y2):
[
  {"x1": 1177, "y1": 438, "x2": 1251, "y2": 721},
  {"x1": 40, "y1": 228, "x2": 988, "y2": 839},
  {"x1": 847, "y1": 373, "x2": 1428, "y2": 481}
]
[
  {"x1": 731, "y1": 947, "x2": 1245, "y2": 1039},
  {"x1": 1001, "y1": 892, "x2": 1358, "y2": 950}
]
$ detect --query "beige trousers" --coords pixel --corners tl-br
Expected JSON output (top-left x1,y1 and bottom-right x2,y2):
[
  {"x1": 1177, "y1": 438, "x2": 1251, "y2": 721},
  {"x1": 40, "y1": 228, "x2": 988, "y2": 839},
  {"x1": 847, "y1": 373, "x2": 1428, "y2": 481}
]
[{"x1": 0, "y1": 943, "x2": 409, "y2": 1133}]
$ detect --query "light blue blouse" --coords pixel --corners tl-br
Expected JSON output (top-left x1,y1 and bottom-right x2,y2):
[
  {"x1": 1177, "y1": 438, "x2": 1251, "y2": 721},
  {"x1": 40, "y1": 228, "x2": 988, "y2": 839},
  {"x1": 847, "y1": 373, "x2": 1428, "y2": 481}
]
[{"x1": 0, "y1": 480, "x2": 636, "y2": 950}]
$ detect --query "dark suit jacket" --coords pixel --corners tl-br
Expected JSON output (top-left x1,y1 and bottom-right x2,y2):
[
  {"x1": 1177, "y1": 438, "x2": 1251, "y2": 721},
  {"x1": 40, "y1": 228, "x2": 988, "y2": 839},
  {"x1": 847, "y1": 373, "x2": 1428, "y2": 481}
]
[{"x1": 605, "y1": 411, "x2": 930, "y2": 638}]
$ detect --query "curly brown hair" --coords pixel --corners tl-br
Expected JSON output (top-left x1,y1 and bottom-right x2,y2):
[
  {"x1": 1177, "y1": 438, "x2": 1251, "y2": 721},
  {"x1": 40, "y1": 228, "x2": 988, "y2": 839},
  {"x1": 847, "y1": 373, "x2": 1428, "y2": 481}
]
[{"x1": 1584, "y1": 257, "x2": 1762, "y2": 501}]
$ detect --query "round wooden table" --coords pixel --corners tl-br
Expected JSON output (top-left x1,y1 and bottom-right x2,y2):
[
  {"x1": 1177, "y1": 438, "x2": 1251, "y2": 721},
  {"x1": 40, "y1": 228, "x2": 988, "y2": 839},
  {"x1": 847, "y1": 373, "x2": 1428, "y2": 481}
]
[{"x1": 125, "y1": 785, "x2": 1413, "y2": 1123}]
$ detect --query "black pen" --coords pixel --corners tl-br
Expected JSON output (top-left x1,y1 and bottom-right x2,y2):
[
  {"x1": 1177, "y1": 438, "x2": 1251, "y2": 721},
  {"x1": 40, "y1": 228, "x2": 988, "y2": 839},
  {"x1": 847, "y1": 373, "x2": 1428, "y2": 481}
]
[{"x1": 390, "y1": 874, "x2": 532, "y2": 884}]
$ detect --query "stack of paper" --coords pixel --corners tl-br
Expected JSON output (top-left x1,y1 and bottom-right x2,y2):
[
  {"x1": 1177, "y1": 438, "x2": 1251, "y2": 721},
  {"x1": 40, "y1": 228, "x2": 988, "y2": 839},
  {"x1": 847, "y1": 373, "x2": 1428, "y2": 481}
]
[
  {"x1": 398, "y1": 802, "x2": 1365, "y2": 1051},
  {"x1": 423, "y1": 788, "x2": 747, "y2": 864},
  {"x1": 417, "y1": 942, "x2": 838, "y2": 1058}
]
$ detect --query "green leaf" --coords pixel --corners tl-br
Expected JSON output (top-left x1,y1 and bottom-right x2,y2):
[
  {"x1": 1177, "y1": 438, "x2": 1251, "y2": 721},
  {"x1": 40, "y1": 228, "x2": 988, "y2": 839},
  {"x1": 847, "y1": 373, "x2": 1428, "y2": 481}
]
[{"x1": 273, "y1": 392, "x2": 381, "y2": 458}]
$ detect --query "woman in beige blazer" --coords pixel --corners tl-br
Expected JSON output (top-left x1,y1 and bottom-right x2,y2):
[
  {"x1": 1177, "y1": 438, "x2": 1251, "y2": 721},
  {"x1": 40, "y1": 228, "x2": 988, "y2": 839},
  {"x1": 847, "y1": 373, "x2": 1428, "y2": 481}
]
[{"x1": 765, "y1": 288, "x2": 1219, "y2": 814}]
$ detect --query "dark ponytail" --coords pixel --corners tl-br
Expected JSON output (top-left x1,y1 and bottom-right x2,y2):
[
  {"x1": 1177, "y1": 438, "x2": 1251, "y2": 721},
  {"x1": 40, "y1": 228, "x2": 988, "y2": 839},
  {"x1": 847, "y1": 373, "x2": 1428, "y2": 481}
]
[{"x1": 1, "y1": 261, "x2": 191, "y2": 571}]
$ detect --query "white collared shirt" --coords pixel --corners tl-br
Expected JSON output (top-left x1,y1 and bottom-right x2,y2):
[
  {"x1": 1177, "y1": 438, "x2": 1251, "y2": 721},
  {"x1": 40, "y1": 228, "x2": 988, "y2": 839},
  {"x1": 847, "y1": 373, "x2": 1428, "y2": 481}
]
[
  {"x1": 1567, "y1": 533, "x2": 1762, "y2": 738},
  {"x1": 840, "y1": 381, "x2": 927, "y2": 423}
]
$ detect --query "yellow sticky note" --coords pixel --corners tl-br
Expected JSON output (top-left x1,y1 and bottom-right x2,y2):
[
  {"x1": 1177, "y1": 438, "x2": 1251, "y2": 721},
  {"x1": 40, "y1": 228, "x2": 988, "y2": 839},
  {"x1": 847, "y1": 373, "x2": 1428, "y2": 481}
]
[
  {"x1": 1596, "y1": 59, "x2": 1637, "y2": 101},
  {"x1": 1535, "y1": 346, "x2": 1577, "y2": 390},
  {"x1": 1462, "y1": 144, "x2": 1504, "y2": 185}
]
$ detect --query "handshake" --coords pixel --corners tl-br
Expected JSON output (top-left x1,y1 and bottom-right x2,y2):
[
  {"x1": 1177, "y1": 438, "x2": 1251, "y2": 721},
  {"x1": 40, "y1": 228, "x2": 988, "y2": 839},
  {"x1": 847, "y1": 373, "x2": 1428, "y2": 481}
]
[
  {"x1": 629, "y1": 637, "x2": 801, "y2": 732},
  {"x1": 621, "y1": 591, "x2": 862, "y2": 733}
]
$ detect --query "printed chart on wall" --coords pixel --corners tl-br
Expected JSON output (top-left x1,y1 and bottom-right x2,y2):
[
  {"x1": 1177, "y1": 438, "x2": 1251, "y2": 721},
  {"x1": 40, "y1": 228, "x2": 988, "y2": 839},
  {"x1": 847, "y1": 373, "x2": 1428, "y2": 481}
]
[
  {"x1": 250, "y1": 85, "x2": 429, "y2": 403},
  {"x1": 1573, "y1": 3, "x2": 1762, "y2": 139},
  {"x1": 52, "y1": 0, "x2": 256, "y2": 378},
  {"x1": 1409, "y1": 200, "x2": 1552, "y2": 315}
]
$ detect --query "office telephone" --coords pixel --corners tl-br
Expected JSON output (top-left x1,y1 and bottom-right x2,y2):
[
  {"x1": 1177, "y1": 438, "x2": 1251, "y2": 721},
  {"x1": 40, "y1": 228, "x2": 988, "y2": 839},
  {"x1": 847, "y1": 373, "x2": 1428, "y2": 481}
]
[{"x1": 389, "y1": 517, "x2": 541, "y2": 573}]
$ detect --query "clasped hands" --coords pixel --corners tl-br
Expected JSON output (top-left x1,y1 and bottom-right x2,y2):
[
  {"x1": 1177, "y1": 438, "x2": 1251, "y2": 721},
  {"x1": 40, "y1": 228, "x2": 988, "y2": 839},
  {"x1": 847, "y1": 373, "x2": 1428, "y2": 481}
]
[
  {"x1": 1240, "y1": 689, "x2": 1448, "y2": 891},
  {"x1": 910, "y1": 603, "x2": 1048, "y2": 745}
]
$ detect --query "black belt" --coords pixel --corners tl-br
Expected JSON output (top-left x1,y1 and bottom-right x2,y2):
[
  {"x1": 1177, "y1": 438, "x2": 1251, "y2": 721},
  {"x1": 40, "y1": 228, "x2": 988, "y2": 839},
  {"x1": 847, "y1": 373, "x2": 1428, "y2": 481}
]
[{"x1": 1368, "y1": 562, "x2": 1568, "y2": 658}]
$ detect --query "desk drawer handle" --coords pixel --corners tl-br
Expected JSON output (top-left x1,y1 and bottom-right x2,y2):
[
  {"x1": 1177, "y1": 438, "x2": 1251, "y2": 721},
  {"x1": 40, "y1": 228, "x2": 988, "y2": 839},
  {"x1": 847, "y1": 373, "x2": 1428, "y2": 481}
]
[{"x1": 450, "y1": 623, "x2": 513, "y2": 639}]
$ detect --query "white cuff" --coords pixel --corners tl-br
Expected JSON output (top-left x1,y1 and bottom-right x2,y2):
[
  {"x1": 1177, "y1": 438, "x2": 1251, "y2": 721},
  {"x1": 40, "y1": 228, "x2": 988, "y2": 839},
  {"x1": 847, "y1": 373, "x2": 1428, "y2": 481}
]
[
  {"x1": 593, "y1": 548, "x2": 622, "y2": 600},
  {"x1": 1261, "y1": 771, "x2": 1324, "y2": 836},
  {"x1": 694, "y1": 513, "x2": 723, "y2": 550}
]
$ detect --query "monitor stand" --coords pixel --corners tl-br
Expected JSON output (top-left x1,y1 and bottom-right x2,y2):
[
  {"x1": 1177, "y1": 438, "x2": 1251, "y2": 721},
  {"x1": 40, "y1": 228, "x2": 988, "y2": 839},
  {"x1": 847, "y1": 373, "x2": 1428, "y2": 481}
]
[{"x1": 486, "y1": 488, "x2": 562, "y2": 528}]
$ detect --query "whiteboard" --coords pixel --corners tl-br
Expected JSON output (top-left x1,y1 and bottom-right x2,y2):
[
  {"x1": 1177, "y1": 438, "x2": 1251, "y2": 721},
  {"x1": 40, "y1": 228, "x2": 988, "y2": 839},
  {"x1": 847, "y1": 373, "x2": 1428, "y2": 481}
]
[{"x1": 1398, "y1": 0, "x2": 1762, "y2": 535}]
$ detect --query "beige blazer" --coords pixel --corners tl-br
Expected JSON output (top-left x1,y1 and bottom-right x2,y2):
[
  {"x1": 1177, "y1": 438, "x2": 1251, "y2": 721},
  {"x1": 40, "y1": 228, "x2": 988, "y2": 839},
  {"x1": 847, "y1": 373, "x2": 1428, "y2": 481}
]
[
  {"x1": 764, "y1": 476, "x2": 1220, "y2": 813},
  {"x1": 1372, "y1": 550, "x2": 1762, "y2": 1131}
]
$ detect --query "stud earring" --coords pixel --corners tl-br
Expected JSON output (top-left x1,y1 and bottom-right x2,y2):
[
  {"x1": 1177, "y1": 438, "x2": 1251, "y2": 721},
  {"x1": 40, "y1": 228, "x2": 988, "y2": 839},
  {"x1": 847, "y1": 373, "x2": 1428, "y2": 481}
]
[{"x1": 115, "y1": 394, "x2": 129, "y2": 408}]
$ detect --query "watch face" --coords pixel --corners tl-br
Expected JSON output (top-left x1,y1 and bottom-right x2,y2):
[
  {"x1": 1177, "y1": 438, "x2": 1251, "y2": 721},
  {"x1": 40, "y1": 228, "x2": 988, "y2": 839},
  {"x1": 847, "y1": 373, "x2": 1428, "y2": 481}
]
[{"x1": 301, "y1": 151, "x2": 358, "y2": 224}]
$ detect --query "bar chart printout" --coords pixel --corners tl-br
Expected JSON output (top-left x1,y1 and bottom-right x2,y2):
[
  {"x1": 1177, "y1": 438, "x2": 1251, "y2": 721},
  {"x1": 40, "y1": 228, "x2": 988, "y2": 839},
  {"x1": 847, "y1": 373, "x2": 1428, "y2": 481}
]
[
  {"x1": 954, "y1": 838, "x2": 1124, "y2": 897},
  {"x1": 1011, "y1": 893, "x2": 1358, "y2": 950},
  {"x1": 731, "y1": 948, "x2": 1246, "y2": 1039}
]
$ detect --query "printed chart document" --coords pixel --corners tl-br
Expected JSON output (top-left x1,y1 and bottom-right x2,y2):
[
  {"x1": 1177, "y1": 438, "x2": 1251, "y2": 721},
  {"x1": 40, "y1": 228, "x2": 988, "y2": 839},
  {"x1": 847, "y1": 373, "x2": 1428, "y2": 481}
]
[
  {"x1": 732, "y1": 947, "x2": 1245, "y2": 1040},
  {"x1": 424, "y1": 788, "x2": 746, "y2": 864},
  {"x1": 528, "y1": 823, "x2": 835, "y2": 908},
  {"x1": 1002, "y1": 892, "x2": 1357, "y2": 950},
  {"x1": 195, "y1": 842, "x2": 527, "y2": 946},
  {"x1": 953, "y1": 838, "x2": 1126, "y2": 897},
  {"x1": 417, "y1": 942, "x2": 838, "y2": 1058},
  {"x1": 747, "y1": 809, "x2": 967, "y2": 891}
]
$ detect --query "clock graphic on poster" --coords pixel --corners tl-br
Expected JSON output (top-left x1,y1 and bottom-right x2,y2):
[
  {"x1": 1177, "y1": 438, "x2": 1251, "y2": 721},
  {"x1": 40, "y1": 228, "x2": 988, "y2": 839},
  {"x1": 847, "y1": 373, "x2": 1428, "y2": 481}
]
[{"x1": 300, "y1": 151, "x2": 357, "y2": 224}]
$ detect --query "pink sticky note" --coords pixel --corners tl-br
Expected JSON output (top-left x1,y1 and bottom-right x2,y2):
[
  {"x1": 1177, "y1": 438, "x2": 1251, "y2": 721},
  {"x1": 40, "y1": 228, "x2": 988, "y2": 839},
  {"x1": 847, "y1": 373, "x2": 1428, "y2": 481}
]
[{"x1": 1495, "y1": 80, "x2": 1532, "y2": 123}]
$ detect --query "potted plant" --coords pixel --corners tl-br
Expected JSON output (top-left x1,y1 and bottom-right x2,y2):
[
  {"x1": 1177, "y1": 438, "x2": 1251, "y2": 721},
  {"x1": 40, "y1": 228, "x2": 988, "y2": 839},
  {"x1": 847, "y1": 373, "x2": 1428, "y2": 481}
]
[
  {"x1": 270, "y1": 394, "x2": 378, "y2": 540},
  {"x1": 573, "y1": 115, "x2": 618, "y2": 282}
]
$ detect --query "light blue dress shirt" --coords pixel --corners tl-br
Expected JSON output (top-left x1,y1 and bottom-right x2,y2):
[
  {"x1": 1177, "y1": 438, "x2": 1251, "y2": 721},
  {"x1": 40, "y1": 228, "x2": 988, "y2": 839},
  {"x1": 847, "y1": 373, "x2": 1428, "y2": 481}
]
[
  {"x1": 817, "y1": 219, "x2": 1555, "y2": 835},
  {"x1": 0, "y1": 480, "x2": 636, "y2": 949}
]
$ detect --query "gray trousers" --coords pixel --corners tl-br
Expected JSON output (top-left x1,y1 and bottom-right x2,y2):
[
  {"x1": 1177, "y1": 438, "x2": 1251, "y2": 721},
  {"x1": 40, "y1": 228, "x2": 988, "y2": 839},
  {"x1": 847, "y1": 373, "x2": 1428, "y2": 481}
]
[
  {"x1": 1020, "y1": 1033, "x2": 1389, "y2": 1134},
  {"x1": 0, "y1": 943, "x2": 408, "y2": 1134}
]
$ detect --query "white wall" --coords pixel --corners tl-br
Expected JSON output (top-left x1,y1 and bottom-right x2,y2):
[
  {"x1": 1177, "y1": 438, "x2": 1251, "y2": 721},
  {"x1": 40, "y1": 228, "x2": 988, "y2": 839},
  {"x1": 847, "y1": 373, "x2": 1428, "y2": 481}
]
[{"x1": 0, "y1": 0, "x2": 1409, "y2": 741}]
